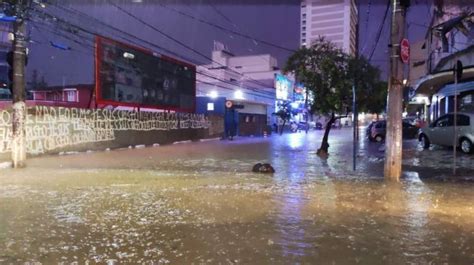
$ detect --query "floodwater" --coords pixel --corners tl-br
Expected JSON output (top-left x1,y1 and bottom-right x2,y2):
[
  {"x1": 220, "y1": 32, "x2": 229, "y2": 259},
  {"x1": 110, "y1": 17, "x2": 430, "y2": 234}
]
[{"x1": 0, "y1": 129, "x2": 473, "y2": 264}]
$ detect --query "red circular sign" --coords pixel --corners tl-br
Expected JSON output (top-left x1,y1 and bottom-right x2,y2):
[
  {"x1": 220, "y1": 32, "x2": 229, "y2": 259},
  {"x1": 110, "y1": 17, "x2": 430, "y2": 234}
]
[
  {"x1": 225, "y1": 100, "x2": 233, "y2": 108},
  {"x1": 400, "y1": 38, "x2": 410, "y2": 64}
]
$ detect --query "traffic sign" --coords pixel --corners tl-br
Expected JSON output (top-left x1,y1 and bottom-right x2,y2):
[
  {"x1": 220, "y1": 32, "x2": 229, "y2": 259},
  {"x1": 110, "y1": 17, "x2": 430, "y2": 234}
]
[
  {"x1": 225, "y1": 100, "x2": 233, "y2": 108},
  {"x1": 400, "y1": 38, "x2": 410, "y2": 64}
]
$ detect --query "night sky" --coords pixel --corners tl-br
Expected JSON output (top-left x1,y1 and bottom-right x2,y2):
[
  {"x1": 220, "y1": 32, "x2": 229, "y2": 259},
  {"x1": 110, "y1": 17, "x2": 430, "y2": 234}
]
[{"x1": 26, "y1": 0, "x2": 436, "y2": 86}]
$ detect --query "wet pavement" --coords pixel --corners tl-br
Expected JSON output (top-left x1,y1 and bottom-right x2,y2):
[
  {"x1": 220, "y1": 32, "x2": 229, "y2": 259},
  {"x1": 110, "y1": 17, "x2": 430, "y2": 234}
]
[{"x1": 0, "y1": 128, "x2": 473, "y2": 264}]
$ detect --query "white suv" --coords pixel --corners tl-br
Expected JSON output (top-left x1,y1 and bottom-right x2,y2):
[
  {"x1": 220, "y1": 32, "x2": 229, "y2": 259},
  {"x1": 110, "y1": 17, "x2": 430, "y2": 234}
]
[{"x1": 419, "y1": 112, "x2": 474, "y2": 154}]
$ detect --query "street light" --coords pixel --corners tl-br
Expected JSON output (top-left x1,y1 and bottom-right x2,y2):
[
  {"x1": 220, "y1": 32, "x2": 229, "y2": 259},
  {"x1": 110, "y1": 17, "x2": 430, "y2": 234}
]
[
  {"x1": 234, "y1": 90, "x2": 244, "y2": 100},
  {"x1": 208, "y1": 90, "x2": 218, "y2": 99}
]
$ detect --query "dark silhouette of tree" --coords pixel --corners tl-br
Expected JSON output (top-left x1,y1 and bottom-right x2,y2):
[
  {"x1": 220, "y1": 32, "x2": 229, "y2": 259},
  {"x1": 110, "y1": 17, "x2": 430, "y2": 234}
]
[
  {"x1": 273, "y1": 101, "x2": 293, "y2": 135},
  {"x1": 284, "y1": 37, "x2": 386, "y2": 157}
]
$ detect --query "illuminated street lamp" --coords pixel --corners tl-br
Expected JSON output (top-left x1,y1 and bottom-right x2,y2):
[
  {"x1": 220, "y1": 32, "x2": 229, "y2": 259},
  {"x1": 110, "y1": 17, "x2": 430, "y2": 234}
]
[
  {"x1": 208, "y1": 90, "x2": 218, "y2": 99},
  {"x1": 234, "y1": 90, "x2": 244, "y2": 99}
]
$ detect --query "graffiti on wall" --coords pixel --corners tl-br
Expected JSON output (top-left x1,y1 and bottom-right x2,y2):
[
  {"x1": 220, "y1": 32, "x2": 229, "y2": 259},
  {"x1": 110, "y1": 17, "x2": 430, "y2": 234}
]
[{"x1": 0, "y1": 106, "x2": 210, "y2": 154}]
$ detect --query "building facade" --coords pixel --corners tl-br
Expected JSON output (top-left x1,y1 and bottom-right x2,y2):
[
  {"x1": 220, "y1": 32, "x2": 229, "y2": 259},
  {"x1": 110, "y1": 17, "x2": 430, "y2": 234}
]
[
  {"x1": 0, "y1": 22, "x2": 12, "y2": 96},
  {"x1": 300, "y1": 0, "x2": 358, "y2": 55},
  {"x1": 412, "y1": 0, "x2": 474, "y2": 122},
  {"x1": 196, "y1": 43, "x2": 286, "y2": 136}
]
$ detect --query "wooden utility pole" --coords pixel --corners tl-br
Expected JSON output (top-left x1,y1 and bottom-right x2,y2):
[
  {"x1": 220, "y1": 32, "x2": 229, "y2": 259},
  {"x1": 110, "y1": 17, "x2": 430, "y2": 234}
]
[
  {"x1": 384, "y1": 0, "x2": 407, "y2": 181},
  {"x1": 11, "y1": 0, "x2": 29, "y2": 168}
]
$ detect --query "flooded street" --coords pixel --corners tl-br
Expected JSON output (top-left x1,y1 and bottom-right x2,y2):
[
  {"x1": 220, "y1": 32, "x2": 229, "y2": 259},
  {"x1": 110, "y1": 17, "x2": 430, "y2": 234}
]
[{"x1": 1, "y1": 129, "x2": 474, "y2": 264}]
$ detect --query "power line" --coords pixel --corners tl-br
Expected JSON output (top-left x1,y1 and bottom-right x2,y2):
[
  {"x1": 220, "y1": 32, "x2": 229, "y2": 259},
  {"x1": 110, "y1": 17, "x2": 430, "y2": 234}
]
[
  {"x1": 197, "y1": 70, "x2": 273, "y2": 96},
  {"x1": 56, "y1": 2, "x2": 274, "y2": 90},
  {"x1": 30, "y1": 19, "x2": 95, "y2": 52},
  {"x1": 210, "y1": 4, "x2": 235, "y2": 27},
  {"x1": 360, "y1": 0, "x2": 373, "y2": 54},
  {"x1": 157, "y1": 3, "x2": 296, "y2": 53},
  {"x1": 49, "y1": 3, "x2": 202, "y2": 65},
  {"x1": 368, "y1": 0, "x2": 390, "y2": 62},
  {"x1": 106, "y1": 0, "x2": 273, "y2": 89},
  {"x1": 209, "y1": 3, "x2": 271, "y2": 65},
  {"x1": 196, "y1": 79, "x2": 275, "y2": 101},
  {"x1": 31, "y1": 6, "x2": 275, "y2": 100}
]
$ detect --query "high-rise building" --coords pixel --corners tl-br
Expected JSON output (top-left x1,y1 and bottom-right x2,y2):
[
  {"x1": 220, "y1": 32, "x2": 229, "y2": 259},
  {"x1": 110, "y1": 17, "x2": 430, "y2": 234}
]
[
  {"x1": 0, "y1": 22, "x2": 13, "y2": 97},
  {"x1": 300, "y1": 0, "x2": 358, "y2": 55}
]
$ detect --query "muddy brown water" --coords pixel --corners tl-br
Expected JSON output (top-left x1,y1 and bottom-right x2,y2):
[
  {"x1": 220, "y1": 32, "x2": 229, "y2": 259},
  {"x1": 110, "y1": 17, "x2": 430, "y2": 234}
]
[{"x1": 1, "y1": 132, "x2": 473, "y2": 264}]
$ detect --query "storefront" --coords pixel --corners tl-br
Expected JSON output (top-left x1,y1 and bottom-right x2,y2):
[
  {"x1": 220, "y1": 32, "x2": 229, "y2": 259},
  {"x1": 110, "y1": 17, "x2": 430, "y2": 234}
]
[{"x1": 232, "y1": 100, "x2": 268, "y2": 137}]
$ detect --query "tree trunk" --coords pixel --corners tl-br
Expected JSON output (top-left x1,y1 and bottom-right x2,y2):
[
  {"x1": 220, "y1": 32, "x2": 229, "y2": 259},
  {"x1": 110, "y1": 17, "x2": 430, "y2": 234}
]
[
  {"x1": 317, "y1": 113, "x2": 336, "y2": 158},
  {"x1": 280, "y1": 120, "x2": 286, "y2": 135}
]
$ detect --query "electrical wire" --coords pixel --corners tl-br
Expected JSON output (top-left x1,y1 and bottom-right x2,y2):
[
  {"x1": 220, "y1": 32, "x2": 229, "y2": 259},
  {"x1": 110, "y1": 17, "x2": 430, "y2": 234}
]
[
  {"x1": 209, "y1": 3, "x2": 271, "y2": 65},
  {"x1": 51, "y1": 2, "x2": 274, "y2": 91},
  {"x1": 48, "y1": 2, "x2": 201, "y2": 65},
  {"x1": 156, "y1": 3, "x2": 296, "y2": 53},
  {"x1": 106, "y1": 0, "x2": 273, "y2": 89},
  {"x1": 31, "y1": 5, "x2": 276, "y2": 100},
  {"x1": 368, "y1": 0, "x2": 390, "y2": 62},
  {"x1": 360, "y1": 0, "x2": 373, "y2": 54},
  {"x1": 196, "y1": 79, "x2": 275, "y2": 101}
]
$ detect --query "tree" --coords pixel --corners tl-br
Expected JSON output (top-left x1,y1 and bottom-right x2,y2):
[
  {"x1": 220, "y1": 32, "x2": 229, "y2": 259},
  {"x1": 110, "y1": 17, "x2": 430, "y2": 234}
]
[
  {"x1": 272, "y1": 101, "x2": 293, "y2": 135},
  {"x1": 284, "y1": 37, "x2": 386, "y2": 157}
]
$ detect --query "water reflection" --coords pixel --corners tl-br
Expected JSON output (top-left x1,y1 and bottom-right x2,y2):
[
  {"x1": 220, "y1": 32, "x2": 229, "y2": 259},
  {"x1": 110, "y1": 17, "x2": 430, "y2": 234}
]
[
  {"x1": 0, "y1": 131, "x2": 473, "y2": 263},
  {"x1": 287, "y1": 132, "x2": 306, "y2": 150}
]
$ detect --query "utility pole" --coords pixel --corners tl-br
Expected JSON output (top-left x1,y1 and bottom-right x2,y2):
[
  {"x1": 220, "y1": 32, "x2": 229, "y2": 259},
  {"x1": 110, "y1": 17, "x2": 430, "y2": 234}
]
[
  {"x1": 11, "y1": 0, "x2": 29, "y2": 168},
  {"x1": 384, "y1": 0, "x2": 408, "y2": 181}
]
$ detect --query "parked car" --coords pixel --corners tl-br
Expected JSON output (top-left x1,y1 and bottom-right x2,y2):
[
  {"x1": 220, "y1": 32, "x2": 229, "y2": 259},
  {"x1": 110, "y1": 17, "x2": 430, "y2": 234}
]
[
  {"x1": 418, "y1": 112, "x2": 474, "y2": 154},
  {"x1": 315, "y1": 122, "x2": 323, "y2": 130},
  {"x1": 370, "y1": 120, "x2": 418, "y2": 142},
  {"x1": 366, "y1": 121, "x2": 376, "y2": 141}
]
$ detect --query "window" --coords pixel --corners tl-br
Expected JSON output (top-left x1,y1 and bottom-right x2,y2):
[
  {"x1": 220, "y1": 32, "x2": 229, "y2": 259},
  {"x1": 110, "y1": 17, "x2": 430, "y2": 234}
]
[
  {"x1": 435, "y1": 116, "x2": 450, "y2": 127},
  {"x1": 403, "y1": 122, "x2": 414, "y2": 128},
  {"x1": 0, "y1": 51, "x2": 7, "y2": 62},
  {"x1": 302, "y1": 26, "x2": 306, "y2": 31},
  {"x1": 0, "y1": 65, "x2": 7, "y2": 83},
  {"x1": 375, "y1": 122, "x2": 386, "y2": 129},
  {"x1": 207, "y1": 102, "x2": 214, "y2": 111},
  {"x1": 302, "y1": 20, "x2": 306, "y2": 24},
  {"x1": 302, "y1": 14, "x2": 306, "y2": 19},
  {"x1": 302, "y1": 33, "x2": 306, "y2": 37},
  {"x1": 457, "y1": 114, "x2": 470, "y2": 126},
  {"x1": 64, "y1": 90, "x2": 78, "y2": 102}
]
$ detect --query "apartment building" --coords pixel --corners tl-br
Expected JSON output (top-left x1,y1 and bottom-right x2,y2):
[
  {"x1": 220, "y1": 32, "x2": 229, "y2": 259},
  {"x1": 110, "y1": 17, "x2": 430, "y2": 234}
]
[{"x1": 300, "y1": 0, "x2": 358, "y2": 55}]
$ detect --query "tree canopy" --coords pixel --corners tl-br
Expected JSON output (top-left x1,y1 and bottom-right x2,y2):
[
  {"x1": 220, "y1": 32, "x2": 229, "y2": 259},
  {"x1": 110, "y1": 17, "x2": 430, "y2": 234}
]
[
  {"x1": 283, "y1": 37, "x2": 387, "y2": 156},
  {"x1": 284, "y1": 37, "x2": 386, "y2": 116}
]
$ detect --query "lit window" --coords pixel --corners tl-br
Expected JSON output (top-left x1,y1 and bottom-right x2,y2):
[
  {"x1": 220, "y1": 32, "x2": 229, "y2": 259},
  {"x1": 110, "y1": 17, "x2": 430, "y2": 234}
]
[
  {"x1": 207, "y1": 102, "x2": 215, "y2": 111},
  {"x1": 64, "y1": 90, "x2": 78, "y2": 102}
]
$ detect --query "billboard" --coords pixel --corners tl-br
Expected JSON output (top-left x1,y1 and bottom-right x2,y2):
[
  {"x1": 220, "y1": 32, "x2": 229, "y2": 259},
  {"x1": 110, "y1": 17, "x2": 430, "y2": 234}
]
[
  {"x1": 95, "y1": 36, "x2": 196, "y2": 112},
  {"x1": 274, "y1": 73, "x2": 293, "y2": 100}
]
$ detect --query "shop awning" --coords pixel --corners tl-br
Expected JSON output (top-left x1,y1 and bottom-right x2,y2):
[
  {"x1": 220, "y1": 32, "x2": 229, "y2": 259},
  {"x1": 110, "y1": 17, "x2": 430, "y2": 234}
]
[{"x1": 414, "y1": 66, "x2": 474, "y2": 96}]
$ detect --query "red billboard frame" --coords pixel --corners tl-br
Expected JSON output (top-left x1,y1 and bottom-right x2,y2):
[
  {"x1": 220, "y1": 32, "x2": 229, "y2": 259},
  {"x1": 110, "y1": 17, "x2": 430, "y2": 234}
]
[{"x1": 95, "y1": 35, "x2": 196, "y2": 112}]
